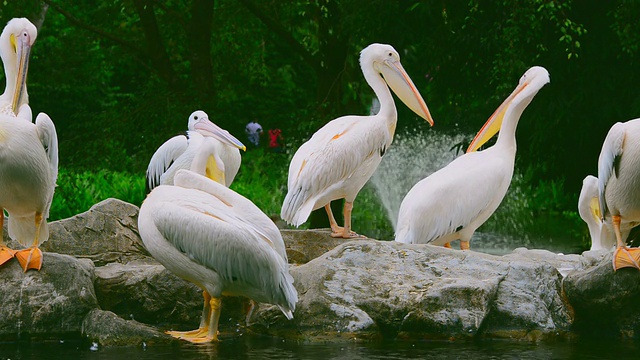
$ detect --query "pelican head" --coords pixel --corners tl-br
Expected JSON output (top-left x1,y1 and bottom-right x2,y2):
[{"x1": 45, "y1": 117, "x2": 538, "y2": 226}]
[
  {"x1": 0, "y1": 18, "x2": 37, "y2": 114},
  {"x1": 361, "y1": 43, "x2": 434, "y2": 126},
  {"x1": 467, "y1": 66, "x2": 550, "y2": 152},
  {"x1": 187, "y1": 110, "x2": 246, "y2": 151}
]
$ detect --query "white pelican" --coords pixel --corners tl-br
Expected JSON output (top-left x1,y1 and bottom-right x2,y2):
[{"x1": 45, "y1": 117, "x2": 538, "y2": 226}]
[
  {"x1": 138, "y1": 167, "x2": 297, "y2": 343},
  {"x1": 578, "y1": 175, "x2": 619, "y2": 251},
  {"x1": 281, "y1": 43, "x2": 434, "y2": 238},
  {"x1": 146, "y1": 110, "x2": 245, "y2": 191},
  {"x1": 395, "y1": 66, "x2": 550, "y2": 249},
  {"x1": 0, "y1": 18, "x2": 58, "y2": 272},
  {"x1": 597, "y1": 118, "x2": 640, "y2": 270},
  {"x1": 0, "y1": 18, "x2": 36, "y2": 114}
]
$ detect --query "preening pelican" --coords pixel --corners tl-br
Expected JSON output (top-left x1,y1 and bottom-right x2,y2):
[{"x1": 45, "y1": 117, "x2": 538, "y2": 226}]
[
  {"x1": 596, "y1": 118, "x2": 640, "y2": 270},
  {"x1": 138, "y1": 167, "x2": 297, "y2": 343},
  {"x1": 281, "y1": 43, "x2": 434, "y2": 238},
  {"x1": 0, "y1": 18, "x2": 58, "y2": 272},
  {"x1": 578, "y1": 175, "x2": 620, "y2": 251},
  {"x1": 146, "y1": 110, "x2": 245, "y2": 191},
  {"x1": 395, "y1": 66, "x2": 549, "y2": 249},
  {"x1": 0, "y1": 18, "x2": 36, "y2": 114},
  {"x1": 138, "y1": 137, "x2": 298, "y2": 343}
]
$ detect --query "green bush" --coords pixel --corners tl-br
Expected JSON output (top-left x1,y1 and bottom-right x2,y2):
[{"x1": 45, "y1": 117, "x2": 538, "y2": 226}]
[{"x1": 50, "y1": 169, "x2": 146, "y2": 221}]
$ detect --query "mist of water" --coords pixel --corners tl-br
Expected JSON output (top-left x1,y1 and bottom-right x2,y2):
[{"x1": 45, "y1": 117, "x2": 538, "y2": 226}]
[{"x1": 369, "y1": 130, "x2": 467, "y2": 231}]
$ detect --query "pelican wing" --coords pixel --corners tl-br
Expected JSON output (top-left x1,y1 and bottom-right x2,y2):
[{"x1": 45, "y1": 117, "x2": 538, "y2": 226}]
[
  {"x1": 35, "y1": 112, "x2": 59, "y2": 216},
  {"x1": 147, "y1": 184, "x2": 296, "y2": 311},
  {"x1": 396, "y1": 152, "x2": 510, "y2": 244},
  {"x1": 597, "y1": 122, "x2": 625, "y2": 218},
  {"x1": 282, "y1": 115, "x2": 389, "y2": 225},
  {"x1": 174, "y1": 169, "x2": 288, "y2": 261},
  {"x1": 146, "y1": 134, "x2": 188, "y2": 192}
]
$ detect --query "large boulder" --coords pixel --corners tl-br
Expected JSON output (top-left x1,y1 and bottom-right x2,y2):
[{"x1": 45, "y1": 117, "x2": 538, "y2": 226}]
[
  {"x1": 250, "y1": 240, "x2": 578, "y2": 341},
  {"x1": 281, "y1": 229, "x2": 367, "y2": 264},
  {"x1": 81, "y1": 309, "x2": 174, "y2": 347},
  {"x1": 0, "y1": 253, "x2": 98, "y2": 341},
  {"x1": 563, "y1": 249, "x2": 640, "y2": 338}
]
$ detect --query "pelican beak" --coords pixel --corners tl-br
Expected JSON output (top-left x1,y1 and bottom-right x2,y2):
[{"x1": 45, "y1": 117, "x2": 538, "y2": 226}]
[
  {"x1": 194, "y1": 117, "x2": 247, "y2": 151},
  {"x1": 466, "y1": 81, "x2": 529, "y2": 153},
  {"x1": 380, "y1": 59, "x2": 434, "y2": 126},
  {"x1": 11, "y1": 30, "x2": 32, "y2": 114}
]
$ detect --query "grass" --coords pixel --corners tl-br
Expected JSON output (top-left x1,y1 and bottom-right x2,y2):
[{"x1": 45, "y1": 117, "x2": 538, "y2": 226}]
[{"x1": 47, "y1": 148, "x2": 587, "y2": 253}]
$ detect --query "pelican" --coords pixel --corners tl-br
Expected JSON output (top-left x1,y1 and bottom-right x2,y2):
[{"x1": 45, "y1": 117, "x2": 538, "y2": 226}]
[
  {"x1": 597, "y1": 118, "x2": 640, "y2": 270},
  {"x1": 138, "y1": 164, "x2": 297, "y2": 342},
  {"x1": 146, "y1": 110, "x2": 245, "y2": 191},
  {"x1": 395, "y1": 66, "x2": 550, "y2": 249},
  {"x1": 0, "y1": 18, "x2": 58, "y2": 272},
  {"x1": 0, "y1": 18, "x2": 36, "y2": 114},
  {"x1": 281, "y1": 43, "x2": 434, "y2": 238},
  {"x1": 578, "y1": 175, "x2": 620, "y2": 251}
]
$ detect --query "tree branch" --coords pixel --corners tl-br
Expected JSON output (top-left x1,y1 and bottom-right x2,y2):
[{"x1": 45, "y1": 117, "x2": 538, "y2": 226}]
[
  {"x1": 42, "y1": 0, "x2": 142, "y2": 55},
  {"x1": 237, "y1": 0, "x2": 319, "y2": 69}
]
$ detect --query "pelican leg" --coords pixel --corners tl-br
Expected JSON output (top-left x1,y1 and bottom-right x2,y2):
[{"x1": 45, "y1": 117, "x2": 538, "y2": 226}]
[
  {"x1": 15, "y1": 212, "x2": 44, "y2": 272},
  {"x1": 460, "y1": 240, "x2": 470, "y2": 251},
  {"x1": 245, "y1": 299, "x2": 257, "y2": 326},
  {"x1": 186, "y1": 297, "x2": 222, "y2": 343},
  {"x1": 328, "y1": 202, "x2": 363, "y2": 239},
  {"x1": 443, "y1": 243, "x2": 452, "y2": 249},
  {"x1": 0, "y1": 209, "x2": 16, "y2": 266},
  {"x1": 612, "y1": 215, "x2": 640, "y2": 271},
  {"x1": 166, "y1": 290, "x2": 212, "y2": 339}
]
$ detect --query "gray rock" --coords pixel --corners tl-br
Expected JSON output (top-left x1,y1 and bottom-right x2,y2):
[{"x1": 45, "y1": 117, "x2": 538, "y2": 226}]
[
  {"x1": 0, "y1": 253, "x2": 98, "y2": 341},
  {"x1": 10, "y1": 198, "x2": 148, "y2": 266},
  {"x1": 94, "y1": 260, "x2": 202, "y2": 327},
  {"x1": 82, "y1": 309, "x2": 174, "y2": 346},
  {"x1": 281, "y1": 229, "x2": 368, "y2": 264},
  {"x1": 563, "y1": 251, "x2": 640, "y2": 339},
  {"x1": 251, "y1": 240, "x2": 575, "y2": 341}
]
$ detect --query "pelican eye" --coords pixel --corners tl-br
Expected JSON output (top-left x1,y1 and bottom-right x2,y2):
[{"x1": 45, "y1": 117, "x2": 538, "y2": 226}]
[
  {"x1": 194, "y1": 116, "x2": 199, "y2": 120},
  {"x1": 388, "y1": 52, "x2": 393, "y2": 57}
]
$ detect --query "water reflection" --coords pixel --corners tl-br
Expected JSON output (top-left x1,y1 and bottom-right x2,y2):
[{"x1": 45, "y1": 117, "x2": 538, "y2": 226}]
[{"x1": 0, "y1": 337, "x2": 638, "y2": 360}]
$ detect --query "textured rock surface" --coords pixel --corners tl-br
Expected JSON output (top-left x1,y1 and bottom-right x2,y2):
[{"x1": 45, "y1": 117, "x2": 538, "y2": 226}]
[
  {"x1": 0, "y1": 253, "x2": 98, "y2": 341},
  {"x1": 82, "y1": 309, "x2": 173, "y2": 346},
  {"x1": 251, "y1": 240, "x2": 578, "y2": 341},
  {"x1": 2, "y1": 198, "x2": 640, "y2": 345}
]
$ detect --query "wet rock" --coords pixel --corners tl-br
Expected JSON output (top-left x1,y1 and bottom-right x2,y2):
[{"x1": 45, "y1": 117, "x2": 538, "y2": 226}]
[
  {"x1": 82, "y1": 309, "x2": 173, "y2": 346},
  {"x1": 93, "y1": 260, "x2": 202, "y2": 328},
  {"x1": 563, "y1": 250, "x2": 640, "y2": 339},
  {"x1": 0, "y1": 253, "x2": 98, "y2": 341},
  {"x1": 251, "y1": 240, "x2": 576, "y2": 341}
]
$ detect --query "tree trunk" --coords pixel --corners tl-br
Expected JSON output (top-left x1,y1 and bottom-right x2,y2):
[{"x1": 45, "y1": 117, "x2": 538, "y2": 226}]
[{"x1": 188, "y1": 0, "x2": 216, "y2": 102}]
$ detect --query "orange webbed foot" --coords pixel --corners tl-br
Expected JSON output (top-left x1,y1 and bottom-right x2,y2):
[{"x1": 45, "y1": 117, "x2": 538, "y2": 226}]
[
  {"x1": 0, "y1": 246, "x2": 16, "y2": 266},
  {"x1": 613, "y1": 247, "x2": 640, "y2": 271},
  {"x1": 15, "y1": 247, "x2": 43, "y2": 272}
]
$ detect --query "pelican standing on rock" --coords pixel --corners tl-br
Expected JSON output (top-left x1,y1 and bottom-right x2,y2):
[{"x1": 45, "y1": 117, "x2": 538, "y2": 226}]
[
  {"x1": 395, "y1": 66, "x2": 550, "y2": 249},
  {"x1": 139, "y1": 161, "x2": 297, "y2": 342},
  {"x1": 281, "y1": 43, "x2": 434, "y2": 238},
  {"x1": 596, "y1": 118, "x2": 640, "y2": 270},
  {"x1": 0, "y1": 18, "x2": 58, "y2": 272},
  {"x1": 146, "y1": 110, "x2": 245, "y2": 191},
  {"x1": 578, "y1": 175, "x2": 620, "y2": 251}
]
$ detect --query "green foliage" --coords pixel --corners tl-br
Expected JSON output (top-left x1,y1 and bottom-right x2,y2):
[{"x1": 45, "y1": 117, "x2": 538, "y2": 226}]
[{"x1": 50, "y1": 168, "x2": 145, "y2": 221}]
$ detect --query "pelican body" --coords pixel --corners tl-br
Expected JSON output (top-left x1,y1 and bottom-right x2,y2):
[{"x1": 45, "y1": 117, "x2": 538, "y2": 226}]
[
  {"x1": 139, "y1": 169, "x2": 297, "y2": 343},
  {"x1": 597, "y1": 118, "x2": 640, "y2": 270},
  {"x1": 0, "y1": 18, "x2": 58, "y2": 271},
  {"x1": 395, "y1": 67, "x2": 550, "y2": 249},
  {"x1": 146, "y1": 110, "x2": 245, "y2": 191},
  {"x1": 578, "y1": 175, "x2": 622, "y2": 251},
  {"x1": 281, "y1": 43, "x2": 434, "y2": 238}
]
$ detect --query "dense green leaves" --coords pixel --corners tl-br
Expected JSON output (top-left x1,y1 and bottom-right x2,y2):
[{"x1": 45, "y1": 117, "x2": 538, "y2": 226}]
[{"x1": 0, "y1": 1, "x2": 638, "y2": 234}]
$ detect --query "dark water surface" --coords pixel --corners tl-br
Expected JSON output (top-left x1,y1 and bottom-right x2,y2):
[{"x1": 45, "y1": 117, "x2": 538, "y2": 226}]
[{"x1": 1, "y1": 336, "x2": 638, "y2": 360}]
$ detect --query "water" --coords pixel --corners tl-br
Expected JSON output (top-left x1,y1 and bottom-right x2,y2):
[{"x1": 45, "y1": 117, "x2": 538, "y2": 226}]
[{"x1": 1, "y1": 337, "x2": 638, "y2": 359}]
